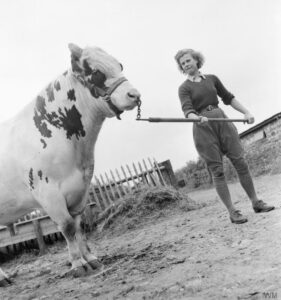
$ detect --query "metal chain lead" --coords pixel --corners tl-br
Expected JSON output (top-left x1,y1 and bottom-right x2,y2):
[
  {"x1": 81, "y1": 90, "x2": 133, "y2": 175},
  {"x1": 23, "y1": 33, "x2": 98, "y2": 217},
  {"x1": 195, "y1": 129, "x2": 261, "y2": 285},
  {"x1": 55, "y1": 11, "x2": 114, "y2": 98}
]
[{"x1": 136, "y1": 99, "x2": 142, "y2": 120}]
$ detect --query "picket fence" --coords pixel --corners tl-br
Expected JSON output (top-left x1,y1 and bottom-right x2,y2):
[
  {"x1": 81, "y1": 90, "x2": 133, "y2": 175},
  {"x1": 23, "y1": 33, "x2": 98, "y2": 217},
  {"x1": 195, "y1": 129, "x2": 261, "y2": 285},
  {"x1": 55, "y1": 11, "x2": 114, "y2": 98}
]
[{"x1": 87, "y1": 157, "x2": 172, "y2": 211}]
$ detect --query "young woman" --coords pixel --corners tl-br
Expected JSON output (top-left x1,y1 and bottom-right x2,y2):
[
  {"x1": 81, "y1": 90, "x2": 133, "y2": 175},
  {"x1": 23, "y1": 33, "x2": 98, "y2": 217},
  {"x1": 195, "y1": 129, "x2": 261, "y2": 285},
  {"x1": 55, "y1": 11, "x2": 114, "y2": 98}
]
[{"x1": 175, "y1": 49, "x2": 274, "y2": 224}]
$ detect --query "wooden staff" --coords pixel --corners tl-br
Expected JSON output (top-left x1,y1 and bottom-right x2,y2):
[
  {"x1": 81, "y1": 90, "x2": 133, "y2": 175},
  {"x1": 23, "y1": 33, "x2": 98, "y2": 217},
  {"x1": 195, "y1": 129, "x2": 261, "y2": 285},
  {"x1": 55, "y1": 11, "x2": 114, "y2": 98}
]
[{"x1": 136, "y1": 117, "x2": 249, "y2": 123}]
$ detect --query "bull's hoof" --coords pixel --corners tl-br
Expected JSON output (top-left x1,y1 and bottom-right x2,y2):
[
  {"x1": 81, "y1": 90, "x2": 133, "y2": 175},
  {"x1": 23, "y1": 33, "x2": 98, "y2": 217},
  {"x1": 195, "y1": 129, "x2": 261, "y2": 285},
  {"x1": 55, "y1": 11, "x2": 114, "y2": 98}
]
[
  {"x1": 65, "y1": 266, "x2": 88, "y2": 278},
  {"x1": 88, "y1": 259, "x2": 103, "y2": 271},
  {"x1": 63, "y1": 261, "x2": 104, "y2": 278},
  {"x1": 0, "y1": 277, "x2": 12, "y2": 287},
  {"x1": 60, "y1": 258, "x2": 104, "y2": 278}
]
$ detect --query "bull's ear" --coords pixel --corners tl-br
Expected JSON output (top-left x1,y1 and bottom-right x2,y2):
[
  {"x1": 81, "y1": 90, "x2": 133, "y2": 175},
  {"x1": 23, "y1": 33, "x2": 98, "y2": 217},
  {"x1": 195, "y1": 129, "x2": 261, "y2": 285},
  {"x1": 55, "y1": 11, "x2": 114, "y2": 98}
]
[
  {"x1": 68, "y1": 43, "x2": 83, "y2": 59},
  {"x1": 68, "y1": 43, "x2": 83, "y2": 73}
]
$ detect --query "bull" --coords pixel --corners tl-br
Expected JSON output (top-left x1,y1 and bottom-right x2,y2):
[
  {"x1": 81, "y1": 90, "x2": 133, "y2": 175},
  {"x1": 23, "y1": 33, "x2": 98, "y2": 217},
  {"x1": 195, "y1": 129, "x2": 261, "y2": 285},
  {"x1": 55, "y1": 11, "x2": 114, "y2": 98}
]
[{"x1": 0, "y1": 43, "x2": 141, "y2": 285}]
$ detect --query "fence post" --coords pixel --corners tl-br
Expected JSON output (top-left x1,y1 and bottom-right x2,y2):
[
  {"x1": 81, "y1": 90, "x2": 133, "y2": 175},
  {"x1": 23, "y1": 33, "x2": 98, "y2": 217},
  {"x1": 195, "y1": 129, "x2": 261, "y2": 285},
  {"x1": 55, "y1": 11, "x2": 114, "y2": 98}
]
[
  {"x1": 7, "y1": 224, "x2": 16, "y2": 236},
  {"x1": 158, "y1": 160, "x2": 178, "y2": 188},
  {"x1": 110, "y1": 170, "x2": 123, "y2": 198},
  {"x1": 32, "y1": 219, "x2": 47, "y2": 255}
]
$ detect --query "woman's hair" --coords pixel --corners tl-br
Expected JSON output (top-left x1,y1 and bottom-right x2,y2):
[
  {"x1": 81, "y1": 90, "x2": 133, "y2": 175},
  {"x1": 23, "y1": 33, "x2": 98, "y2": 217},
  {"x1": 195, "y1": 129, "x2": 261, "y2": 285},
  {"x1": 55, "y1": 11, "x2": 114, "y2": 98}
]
[{"x1": 174, "y1": 49, "x2": 205, "y2": 73}]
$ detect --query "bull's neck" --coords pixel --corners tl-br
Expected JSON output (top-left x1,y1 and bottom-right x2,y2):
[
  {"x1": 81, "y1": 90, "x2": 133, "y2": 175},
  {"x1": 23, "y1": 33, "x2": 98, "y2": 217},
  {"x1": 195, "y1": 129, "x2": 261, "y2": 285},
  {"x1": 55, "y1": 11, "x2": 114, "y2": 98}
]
[
  {"x1": 34, "y1": 70, "x2": 109, "y2": 157},
  {"x1": 65, "y1": 71, "x2": 107, "y2": 154}
]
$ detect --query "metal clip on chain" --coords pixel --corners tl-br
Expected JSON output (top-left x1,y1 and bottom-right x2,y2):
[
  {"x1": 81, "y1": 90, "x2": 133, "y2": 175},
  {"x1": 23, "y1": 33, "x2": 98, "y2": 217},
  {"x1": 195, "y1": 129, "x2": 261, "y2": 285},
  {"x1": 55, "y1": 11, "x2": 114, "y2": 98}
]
[{"x1": 136, "y1": 99, "x2": 142, "y2": 120}]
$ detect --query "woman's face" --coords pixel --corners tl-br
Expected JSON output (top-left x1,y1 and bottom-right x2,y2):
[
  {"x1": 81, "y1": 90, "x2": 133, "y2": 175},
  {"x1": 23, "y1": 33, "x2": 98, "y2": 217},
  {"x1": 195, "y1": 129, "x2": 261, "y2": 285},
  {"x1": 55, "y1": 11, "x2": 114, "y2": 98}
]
[{"x1": 179, "y1": 53, "x2": 198, "y2": 76}]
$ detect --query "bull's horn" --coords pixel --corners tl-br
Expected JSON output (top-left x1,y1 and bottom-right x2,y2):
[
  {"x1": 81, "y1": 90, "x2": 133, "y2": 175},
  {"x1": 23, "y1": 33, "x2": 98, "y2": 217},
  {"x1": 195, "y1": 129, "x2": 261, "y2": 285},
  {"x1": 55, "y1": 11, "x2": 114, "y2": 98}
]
[{"x1": 68, "y1": 43, "x2": 83, "y2": 59}]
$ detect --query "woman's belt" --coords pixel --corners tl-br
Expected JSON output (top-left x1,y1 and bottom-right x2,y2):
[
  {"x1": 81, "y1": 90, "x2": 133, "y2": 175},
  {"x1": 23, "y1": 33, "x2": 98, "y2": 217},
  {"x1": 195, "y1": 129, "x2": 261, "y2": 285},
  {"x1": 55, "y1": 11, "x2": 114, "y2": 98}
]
[{"x1": 198, "y1": 104, "x2": 218, "y2": 114}]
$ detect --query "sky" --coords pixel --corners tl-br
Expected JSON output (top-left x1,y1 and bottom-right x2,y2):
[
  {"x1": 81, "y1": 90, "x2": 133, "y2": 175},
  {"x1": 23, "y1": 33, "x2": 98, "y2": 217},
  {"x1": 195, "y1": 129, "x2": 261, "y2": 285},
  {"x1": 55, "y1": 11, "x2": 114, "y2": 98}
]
[{"x1": 0, "y1": 0, "x2": 280, "y2": 176}]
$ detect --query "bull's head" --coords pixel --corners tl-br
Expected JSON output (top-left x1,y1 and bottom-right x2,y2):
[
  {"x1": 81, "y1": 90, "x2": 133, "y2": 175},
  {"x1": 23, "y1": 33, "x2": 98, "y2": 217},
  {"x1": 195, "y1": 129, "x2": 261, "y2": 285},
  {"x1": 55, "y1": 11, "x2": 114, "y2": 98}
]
[{"x1": 68, "y1": 43, "x2": 141, "y2": 119}]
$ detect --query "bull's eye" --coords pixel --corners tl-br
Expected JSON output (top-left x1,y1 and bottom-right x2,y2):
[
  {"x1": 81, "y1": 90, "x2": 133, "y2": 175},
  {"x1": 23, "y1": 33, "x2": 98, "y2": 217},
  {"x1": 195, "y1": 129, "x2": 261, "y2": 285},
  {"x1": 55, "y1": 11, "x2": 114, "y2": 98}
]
[
  {"x1": 90, "y1": 70, "x2": 106, "y2": 88},
  {"x1": 82, "y1": 59, "x2": 106, "y2": 88}
]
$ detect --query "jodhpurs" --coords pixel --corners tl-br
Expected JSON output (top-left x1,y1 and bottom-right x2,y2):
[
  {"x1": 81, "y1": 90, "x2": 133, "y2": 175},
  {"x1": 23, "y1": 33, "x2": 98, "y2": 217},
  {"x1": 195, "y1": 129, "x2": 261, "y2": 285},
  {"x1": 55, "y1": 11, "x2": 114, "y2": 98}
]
[{"x1": 193, "y1": 108, "x2": 250, "y2": 182}]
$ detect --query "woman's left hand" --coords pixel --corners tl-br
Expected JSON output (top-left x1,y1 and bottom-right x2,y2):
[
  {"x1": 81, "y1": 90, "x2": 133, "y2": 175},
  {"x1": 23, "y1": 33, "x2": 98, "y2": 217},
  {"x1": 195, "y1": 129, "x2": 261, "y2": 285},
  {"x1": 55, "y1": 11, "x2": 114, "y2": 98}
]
[{"x1": 244, "y1": 112, "x2": 255, "y2": 124}]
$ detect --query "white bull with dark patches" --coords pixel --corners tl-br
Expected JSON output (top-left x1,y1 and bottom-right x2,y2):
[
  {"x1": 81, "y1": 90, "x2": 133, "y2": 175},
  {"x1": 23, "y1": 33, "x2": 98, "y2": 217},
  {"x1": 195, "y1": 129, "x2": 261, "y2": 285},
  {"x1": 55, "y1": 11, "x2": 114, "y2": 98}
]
[{"x1": 0, "y1": 43, "x2": 141, "y2": 285}]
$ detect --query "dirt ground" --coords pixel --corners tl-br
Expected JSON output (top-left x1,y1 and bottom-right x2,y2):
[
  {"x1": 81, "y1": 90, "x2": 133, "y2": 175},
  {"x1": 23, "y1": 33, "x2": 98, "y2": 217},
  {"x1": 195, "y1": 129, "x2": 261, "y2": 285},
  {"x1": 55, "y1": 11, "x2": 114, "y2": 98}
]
[{"x1": 1, "y1": 173, "x2": 281, "y2": 300}]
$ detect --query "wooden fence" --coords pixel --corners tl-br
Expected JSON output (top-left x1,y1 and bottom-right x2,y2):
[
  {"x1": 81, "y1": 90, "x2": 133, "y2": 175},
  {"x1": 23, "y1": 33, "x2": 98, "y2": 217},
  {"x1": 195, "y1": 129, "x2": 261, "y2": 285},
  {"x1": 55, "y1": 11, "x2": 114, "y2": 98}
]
[
  {"x1": 0, "y1": 158, "x2": 176, "y2": 255},
  {"x1": 88, "y1": 158, "x2": 177, "y2": 211}
]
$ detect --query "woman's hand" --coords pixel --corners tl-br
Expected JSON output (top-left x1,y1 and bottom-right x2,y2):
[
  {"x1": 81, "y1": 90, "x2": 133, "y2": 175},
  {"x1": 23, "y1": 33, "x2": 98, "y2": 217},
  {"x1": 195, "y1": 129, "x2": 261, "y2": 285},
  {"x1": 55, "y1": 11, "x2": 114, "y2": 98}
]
[
  {"x1": 244, "y1": 112, "x2": 255, "y2": 124},
  {"x1": 230, "y1": 98, "x2": 255, "y2": 124},
  {"x1": 187, "y1": 113, "x2": 208, "y2": 124},
  {"x1": 198, "y1": 115, "x2": 208, "y2": 123}
]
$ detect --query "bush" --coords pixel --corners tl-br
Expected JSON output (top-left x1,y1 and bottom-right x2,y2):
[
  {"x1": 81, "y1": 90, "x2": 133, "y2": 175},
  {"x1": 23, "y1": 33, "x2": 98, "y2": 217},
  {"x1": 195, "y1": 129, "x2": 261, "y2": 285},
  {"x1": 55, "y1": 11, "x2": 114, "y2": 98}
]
[{"x1": 175, "y1": 157, "x2": 212, "y2": 189}]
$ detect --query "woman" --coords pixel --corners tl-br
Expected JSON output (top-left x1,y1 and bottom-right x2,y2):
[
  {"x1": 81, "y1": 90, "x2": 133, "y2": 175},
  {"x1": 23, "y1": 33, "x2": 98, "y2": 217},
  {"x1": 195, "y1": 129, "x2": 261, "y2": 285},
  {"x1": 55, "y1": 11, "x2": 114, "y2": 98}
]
[{"x1": 175, "y1": 49, "x2": 274, "y2": 224}]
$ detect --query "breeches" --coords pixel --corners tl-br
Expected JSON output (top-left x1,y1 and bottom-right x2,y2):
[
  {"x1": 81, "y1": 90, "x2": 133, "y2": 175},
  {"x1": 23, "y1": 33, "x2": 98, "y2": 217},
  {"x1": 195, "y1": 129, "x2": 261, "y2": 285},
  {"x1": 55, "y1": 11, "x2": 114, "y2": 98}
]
[{"x1": 193, "y1": 108, "x2": 249, "y2": 180}]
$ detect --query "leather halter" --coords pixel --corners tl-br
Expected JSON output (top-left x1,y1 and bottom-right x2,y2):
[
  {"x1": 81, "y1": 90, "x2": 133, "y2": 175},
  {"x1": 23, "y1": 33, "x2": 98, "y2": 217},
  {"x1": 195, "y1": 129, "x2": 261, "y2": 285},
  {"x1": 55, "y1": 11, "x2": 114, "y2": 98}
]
[
  {"x1": 101, "y1": 77, "x2": 128, "y2": 120},
  {"x1": 72, "y1": 71, "x2": 127, "y2": 120}
]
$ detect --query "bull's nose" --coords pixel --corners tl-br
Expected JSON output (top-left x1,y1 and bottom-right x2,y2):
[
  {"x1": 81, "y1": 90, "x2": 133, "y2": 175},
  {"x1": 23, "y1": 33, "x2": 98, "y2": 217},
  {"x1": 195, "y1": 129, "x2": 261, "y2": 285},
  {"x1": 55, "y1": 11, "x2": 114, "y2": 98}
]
[{"x1": 127, "y1": 89, "x2": 141, "y2": 101}]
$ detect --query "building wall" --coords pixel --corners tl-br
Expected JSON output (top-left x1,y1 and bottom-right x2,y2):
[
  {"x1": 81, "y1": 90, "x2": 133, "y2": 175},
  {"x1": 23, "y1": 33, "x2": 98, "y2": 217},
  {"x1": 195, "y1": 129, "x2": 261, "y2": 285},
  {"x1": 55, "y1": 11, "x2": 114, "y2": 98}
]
[
  {"x1": 242, "y1": 117, "x2": 281, "y2": 175},
  {"x1": 224, "y1": 117, "x2": 281, "y2": 178}
]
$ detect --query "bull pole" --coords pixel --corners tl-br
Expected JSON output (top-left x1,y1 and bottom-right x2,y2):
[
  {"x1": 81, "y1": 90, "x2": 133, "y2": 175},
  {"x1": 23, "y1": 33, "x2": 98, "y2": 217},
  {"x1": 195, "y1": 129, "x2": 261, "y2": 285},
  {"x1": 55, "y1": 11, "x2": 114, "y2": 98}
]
[{"x1": 136, "y1": 117, "x2": 249, "y2": 123}]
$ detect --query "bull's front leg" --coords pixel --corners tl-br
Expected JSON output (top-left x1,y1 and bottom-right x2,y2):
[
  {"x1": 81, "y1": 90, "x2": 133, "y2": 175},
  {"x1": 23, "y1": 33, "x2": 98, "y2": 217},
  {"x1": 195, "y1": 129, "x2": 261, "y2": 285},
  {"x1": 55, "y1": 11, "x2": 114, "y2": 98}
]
[
  {"x1": 38, "y1": 183, "x2": 102, "y2": 277},
  {"x1": 74, "y1": 215, "x2": 103, "y2": 270}
]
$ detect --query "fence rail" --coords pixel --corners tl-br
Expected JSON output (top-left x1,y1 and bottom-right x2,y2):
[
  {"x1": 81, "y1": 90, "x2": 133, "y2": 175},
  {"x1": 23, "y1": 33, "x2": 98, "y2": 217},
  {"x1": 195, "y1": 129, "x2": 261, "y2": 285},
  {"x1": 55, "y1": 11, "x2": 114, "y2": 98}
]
[{"x1": 0, "y1": 158, "x2": 176, "y2": 255}]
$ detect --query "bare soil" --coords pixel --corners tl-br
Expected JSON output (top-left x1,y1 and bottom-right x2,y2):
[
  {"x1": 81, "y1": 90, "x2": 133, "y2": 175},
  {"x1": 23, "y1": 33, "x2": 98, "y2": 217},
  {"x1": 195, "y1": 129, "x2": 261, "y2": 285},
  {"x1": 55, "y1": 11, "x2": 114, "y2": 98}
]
[{"x1": 1, "y1": 174, "x2": 281, "y2": 300}]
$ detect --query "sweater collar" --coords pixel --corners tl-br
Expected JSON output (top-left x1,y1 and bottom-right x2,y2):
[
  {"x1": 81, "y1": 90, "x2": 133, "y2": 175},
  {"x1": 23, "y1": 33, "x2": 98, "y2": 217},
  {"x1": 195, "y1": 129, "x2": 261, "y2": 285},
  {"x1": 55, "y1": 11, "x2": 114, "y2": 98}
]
[{"x1": 187, "y1": 72, "x2": 206, "y2": 82}]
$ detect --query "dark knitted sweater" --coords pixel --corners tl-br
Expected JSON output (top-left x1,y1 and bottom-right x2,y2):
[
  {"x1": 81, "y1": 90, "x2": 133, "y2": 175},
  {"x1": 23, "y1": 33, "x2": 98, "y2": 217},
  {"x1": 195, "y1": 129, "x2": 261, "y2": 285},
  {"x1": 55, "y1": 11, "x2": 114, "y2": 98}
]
[{"x1": 178, "y1": 74, "x2": 234, "y2": 117}]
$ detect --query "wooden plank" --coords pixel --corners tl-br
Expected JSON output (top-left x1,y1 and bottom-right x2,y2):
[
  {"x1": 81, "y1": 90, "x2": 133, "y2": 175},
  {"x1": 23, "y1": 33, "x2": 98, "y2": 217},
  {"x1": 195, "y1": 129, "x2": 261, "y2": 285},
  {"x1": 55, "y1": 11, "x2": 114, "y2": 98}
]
[
  {"x1": 94, "y1": 176, "x2": 108, "y2": 208},
  {"x1": 99, "y1": 174, "x2": 114, "y2": 205},
  {"x1": 121, "y1": 165, "x2": 132, "y2": 193},
  {"x1": 110, "y1": 169, "x2": 122, "y2": 198},
  {"x1": 153, "y1": 157, "x2": 167, "y2": 186},
  {"x1": 148, "y1": 157, "x2": 162, "y2": 186},
  {"x1": 91, "y1": 186, "x2": 103, "y2": 211},
  {"x1": 0, "y1": 216, "x2": 60, "y2": 248},
  {"x1": 156, "y1": 160, "x2": 177, "y2": 187},
  {"x1": 105, "y1": 172, "x2": 116, "y2": 201},
  {"x1": 7, "y1": 224, "x2": 16, "y2": 236},
  {"x1": 138, "y1": 161, "x2": 150, "y2": 185},
  {"x1": 132, "y1": 162, "x2": 143, "y2": 185},
  {"x1": 126, "y1": 164, "x2": 138, "y2": 188},
  {"x1": 32, "y1": 219, "x2": 47, "y2": 254},
  {"x1": 0, "y1": 227, "x2": 12, "y2": 242},
  {"x1": 115, "y1": 169, "x2": 127, "y2": 194},
  {"x1": 142, "y1": 159, "x2": 156, "y2": 186},
  {"x1": 37, "y1": 216, "x2": 59, "y2": 236}
]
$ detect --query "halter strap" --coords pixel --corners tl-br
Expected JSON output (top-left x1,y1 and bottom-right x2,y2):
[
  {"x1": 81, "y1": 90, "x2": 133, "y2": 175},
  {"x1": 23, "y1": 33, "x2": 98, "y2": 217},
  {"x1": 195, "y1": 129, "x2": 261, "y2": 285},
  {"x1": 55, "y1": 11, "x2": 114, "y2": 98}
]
[
  {"x1": 105, "y1": 77, "x2": 128, "y2": 96},
  {"x1": 72, "y1": 70, "x2": 127, "y2": 120},
  {"x1": 103, "y1": 77, "x2": 127, "y2": 120}
]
